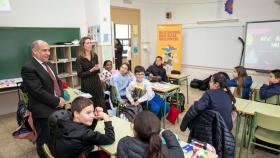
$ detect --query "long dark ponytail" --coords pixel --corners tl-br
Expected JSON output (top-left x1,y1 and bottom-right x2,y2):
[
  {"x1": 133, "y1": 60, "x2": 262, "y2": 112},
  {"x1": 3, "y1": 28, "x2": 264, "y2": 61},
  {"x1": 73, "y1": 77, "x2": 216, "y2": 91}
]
[
  {"x1": 133, "y1": 111, "x2": 165, "y2": 158},
  {"x1": 212, "y1": 72, "x2": 236, "y2": 109}
]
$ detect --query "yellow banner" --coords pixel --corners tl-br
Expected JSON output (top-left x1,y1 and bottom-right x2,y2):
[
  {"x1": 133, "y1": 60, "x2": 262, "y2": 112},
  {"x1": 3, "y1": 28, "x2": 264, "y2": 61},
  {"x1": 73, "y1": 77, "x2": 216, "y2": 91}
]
[{"x1": 157, "y1": 24, "x2": 182, "y2": 71}]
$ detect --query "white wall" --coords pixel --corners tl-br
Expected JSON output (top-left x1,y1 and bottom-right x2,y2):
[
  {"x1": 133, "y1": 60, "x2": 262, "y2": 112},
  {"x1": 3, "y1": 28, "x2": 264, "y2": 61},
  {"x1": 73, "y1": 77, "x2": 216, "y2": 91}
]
[
  {"x1": 110, "y1": 0, "x2": 280, "y2": 84},
  {"x1": 0, "y1": 0, "x2": 88, "y2": 36}
]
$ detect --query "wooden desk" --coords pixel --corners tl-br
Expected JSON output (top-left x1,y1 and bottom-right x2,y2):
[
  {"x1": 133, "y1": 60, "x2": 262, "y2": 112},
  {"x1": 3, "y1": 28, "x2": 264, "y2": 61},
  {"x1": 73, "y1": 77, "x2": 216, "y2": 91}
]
[
  {"x1": 95, "y1": 116, "x2": 218, "y2": 158},
  {"x1": 95, "y1": 116, "x2": 133, "y2": 156},
  {"x1": 235, "y1": 98, "x2": 251, "y2": 112},
  {"x1": 237, "y1": 100, "x2": 280, "y2": 158},
  {"x1": 168, "y1": 74, "x2": 190, "y2": 104},
  {"x1": 242, "y1": 101, "x2": 280, "y2": 116},
  {"x1": 152, "y1": 83, "x2": 180, "y2": 128}
]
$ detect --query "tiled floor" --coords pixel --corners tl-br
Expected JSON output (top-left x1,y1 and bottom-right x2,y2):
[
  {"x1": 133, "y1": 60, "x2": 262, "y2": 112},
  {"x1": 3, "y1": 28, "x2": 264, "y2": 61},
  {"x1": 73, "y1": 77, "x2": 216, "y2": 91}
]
[{"x1": 0, "y1": 86, "x2": 278, "y2": 158}]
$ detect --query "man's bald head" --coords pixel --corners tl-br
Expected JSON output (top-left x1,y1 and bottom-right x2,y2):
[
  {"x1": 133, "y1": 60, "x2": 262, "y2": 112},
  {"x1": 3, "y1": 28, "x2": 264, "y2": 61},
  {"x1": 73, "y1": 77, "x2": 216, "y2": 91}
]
[{"x1": 32, "y1": 40, "x2": 50, "y2": 63}]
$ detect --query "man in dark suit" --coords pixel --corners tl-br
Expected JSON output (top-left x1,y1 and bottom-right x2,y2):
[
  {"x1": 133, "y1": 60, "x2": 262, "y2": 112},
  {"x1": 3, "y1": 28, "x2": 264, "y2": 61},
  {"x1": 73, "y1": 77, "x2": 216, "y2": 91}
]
[{"x1": 21, "y1": 40, "x2": 65, "y2": 158}]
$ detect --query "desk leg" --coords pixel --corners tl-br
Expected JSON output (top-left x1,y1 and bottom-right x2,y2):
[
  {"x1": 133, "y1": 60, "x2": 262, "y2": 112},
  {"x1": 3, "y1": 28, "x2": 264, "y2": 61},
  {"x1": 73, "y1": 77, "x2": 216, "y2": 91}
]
[
  {"x1": 176, "y1": 88, "x2": 180, "y2": 124},
  {"x1": 235, "y1": 113, "x2": 241, "y2": 142},
  {"x1": 234, "y1": 113, "x2": 241, "y2": 155},
  {"x1": 247, "y1": 116, "x2": 254, "y2": 148},
  {"x1": 239, "y1": 116, "x2": 248, "y2": 158},
  {"x1": 163, "y1": 95, "x2": 166, "y2": 128},
  {"x1": 186, "y1": 78, "x2": 189, "y2": 104}
]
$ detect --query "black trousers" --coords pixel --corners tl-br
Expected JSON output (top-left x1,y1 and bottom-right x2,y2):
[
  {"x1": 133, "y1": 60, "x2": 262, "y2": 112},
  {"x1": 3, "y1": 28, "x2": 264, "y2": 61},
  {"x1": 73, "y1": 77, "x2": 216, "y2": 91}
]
[
  {"x1": 115, "y1": 53, "x2": 122, "y2": 70},
  {"x1": 33, "y1": 118, "x2": 53, "y2": 158}
]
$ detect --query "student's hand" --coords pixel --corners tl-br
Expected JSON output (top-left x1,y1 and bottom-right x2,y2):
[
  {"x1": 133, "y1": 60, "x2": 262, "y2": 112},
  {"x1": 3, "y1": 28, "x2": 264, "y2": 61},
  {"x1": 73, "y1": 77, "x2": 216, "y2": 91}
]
[
  {"x1": 95, "y1": 107, "x2": 103, "y2": 113},
  {"x1": 58, "y1": 97, "x2": 65, "y2": 107},
  {"x1": 130, "y1": 100, "x2": 135, "y2": 106},
  {"x1": 265, "y1": 79, "x2": 270, "y2": 85},
  {"x1": 90, "y1": 67, "x2": 97, "y2": 72},
  {"x1": 95, "y1": 111, "x2": 110, "y2": 122},
  {"x1": 134, "y1": 101, "x2": 140, "y2": 106},
  {"x1": 94, "y1": 64, "x2": 100, "y2": 70},
  {"x1": 149, "y1": 73, "x2": 153, "y2": 78},
  {"x1": 128, "y1": 71, "x2": 133, "y2": 76}
]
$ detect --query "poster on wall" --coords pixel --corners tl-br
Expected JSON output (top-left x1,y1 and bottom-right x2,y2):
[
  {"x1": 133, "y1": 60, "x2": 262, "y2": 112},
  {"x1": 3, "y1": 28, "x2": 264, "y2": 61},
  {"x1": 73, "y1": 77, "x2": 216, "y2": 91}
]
[
  {"x1": 157, "y1": 24, "x2": 182, "y2": 72},
  {"x1": 88, "y1": 25, "x2": 100, "y2": 42},
  {"x1": 0, "y1": 0, "x2": 11, "y2": 11}
]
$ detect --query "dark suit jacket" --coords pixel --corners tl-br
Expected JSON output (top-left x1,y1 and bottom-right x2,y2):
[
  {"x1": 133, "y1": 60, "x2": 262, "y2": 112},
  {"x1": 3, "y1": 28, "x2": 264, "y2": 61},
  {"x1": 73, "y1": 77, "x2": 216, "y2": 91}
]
[{"x1": 21, "y1": 57, "x2": 62, "y2": 118}]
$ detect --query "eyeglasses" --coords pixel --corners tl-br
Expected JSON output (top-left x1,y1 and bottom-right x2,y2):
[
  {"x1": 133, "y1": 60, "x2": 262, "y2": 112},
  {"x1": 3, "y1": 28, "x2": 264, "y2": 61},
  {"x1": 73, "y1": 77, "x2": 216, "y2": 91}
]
[{"x1": 135, "y1": 73, "x2": 145, "y2": 76}]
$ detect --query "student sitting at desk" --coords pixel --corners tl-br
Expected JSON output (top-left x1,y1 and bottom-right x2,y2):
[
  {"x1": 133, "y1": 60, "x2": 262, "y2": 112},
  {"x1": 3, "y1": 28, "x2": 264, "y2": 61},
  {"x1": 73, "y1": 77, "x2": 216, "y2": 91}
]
[
  {"x1": 117, "y1": 111, "x2": 184, "y2": 158},
  {"x1": 146, "y1": 56, "x2": 168, "y2": 82},
  {"x1": 99, "y1": 60, "x2": 117, "y2": 88},
  {"x1": 259, "y1": 69, "x2": 280, "y2": 100},
  {"x1": 54, "y1": 97, "x2": 115, "y2": 158},
  {"x1": 227, "y1": 66, "x2": 252, "y2": 99},
  {"x1": 126, "y1": 66, "x2": 170, "y2": 119},
  {"x1": 181, "y1": 72, "x2": 236, "y2": 131},
  {"x1": 112, "y1": 63, "x2": 134, "y2": 103}
]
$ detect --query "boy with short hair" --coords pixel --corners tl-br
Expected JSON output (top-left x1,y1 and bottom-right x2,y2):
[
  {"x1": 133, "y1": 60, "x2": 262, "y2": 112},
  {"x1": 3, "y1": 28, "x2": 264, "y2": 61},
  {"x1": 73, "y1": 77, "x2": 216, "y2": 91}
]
[
  {"x1": 259, "y1": 69, "x2": 280, "y2": 100},
  {"x1": 126, "y1": 65, "x2": 170, "y2": 118}
]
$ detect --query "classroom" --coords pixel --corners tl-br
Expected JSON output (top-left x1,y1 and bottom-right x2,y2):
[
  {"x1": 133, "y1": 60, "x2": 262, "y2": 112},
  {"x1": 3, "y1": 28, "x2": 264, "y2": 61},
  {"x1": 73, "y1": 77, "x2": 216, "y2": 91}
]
[{"x1": 0, "y1": 0, "x2": 280, "y2": 158}]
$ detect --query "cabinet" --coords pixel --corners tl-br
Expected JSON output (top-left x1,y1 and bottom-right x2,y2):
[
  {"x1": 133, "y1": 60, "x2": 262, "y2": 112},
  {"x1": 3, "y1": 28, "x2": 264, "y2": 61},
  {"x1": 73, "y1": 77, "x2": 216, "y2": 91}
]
[{"x1": 49, "y1": 44, "x2": 80, "y2": 89}]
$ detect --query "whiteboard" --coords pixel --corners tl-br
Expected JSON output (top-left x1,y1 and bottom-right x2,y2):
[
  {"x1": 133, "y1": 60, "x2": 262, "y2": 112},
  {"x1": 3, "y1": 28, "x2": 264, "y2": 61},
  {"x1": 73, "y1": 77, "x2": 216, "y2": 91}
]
[{"x1": 182, "y1": 26, "x2": 244, "y2": 69}]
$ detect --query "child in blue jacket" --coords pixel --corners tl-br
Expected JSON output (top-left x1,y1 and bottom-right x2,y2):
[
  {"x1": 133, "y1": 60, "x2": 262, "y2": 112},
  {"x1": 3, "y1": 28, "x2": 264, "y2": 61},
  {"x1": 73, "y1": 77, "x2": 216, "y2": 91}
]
[
  {"x1": 259, "y1": 69, "x2": 280, "y2": 100},
  {"x1": 182, "y1": 72, "x2": 236, "y2": 131},
  {"x1": 227, "y1": 66, "x2": 252, "y2": 99}
]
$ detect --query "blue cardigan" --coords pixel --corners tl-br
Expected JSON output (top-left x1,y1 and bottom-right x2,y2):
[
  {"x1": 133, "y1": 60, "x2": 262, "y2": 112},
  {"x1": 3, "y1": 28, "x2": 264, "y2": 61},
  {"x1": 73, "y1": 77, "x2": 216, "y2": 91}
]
[
  {"x1": 259, "y1": 82, "x2": 280, "y2": 100},
  {"x1": 227, "y1": 76, "x2": 253, "y2": 99},
  {"x1": 194, "y1": 89, "x2": 233, "y2": 130}
]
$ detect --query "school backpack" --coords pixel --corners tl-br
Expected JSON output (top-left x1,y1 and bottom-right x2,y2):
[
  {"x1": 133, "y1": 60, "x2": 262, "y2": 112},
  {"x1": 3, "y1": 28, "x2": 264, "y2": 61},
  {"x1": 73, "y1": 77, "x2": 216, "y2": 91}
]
[
  {"x1": 48, "y1": 109, "x2": 72, "y2": 149},
  {"x1": 12, "y1": 82, "x2": 37, "y2": 143},
  {"x1": 199, "y1": 75, "x2": 212, "y2": 91},
  {"x1": 190, "y1": 79, "x2": 203, "y2": 89},
  {"x1": 168, "y1": 92, "x2": 185, "y2": 112},
  {"x1": 169, "y1": 70, "x2": 181, "y2": 85}
]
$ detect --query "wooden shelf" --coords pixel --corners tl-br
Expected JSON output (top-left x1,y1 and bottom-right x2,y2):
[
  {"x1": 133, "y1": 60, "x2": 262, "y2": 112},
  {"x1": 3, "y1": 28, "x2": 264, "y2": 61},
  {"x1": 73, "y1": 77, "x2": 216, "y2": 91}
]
[
  {"x1": 49, "y1": 44, "x2": 78, "y2": 88},
  {"x1": 49, "y1": 44, "x2": 96, "y2": 89}
]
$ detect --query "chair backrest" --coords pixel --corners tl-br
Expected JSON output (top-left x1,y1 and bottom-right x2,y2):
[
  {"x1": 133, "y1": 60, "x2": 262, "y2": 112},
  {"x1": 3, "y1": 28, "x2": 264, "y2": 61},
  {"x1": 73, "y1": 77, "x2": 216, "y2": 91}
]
[
  {"x1": 255, "y1": 112, "x2": 280, "y2": 132},
  {"x1": 254, "y1": 89, "x2": 280, "y2": 105},
  {"x1": 43, "y1": 143, "x2": 55, "y2": 158},
  {"x1": 265, "y1": 95, "x2": 280, "y2": 105},
  {"x1": 48, "y1": 109, "x2": 72, "y2": 148},
  {"x1": 110, "y1": 85, "x2": 120, "y2": 103}
]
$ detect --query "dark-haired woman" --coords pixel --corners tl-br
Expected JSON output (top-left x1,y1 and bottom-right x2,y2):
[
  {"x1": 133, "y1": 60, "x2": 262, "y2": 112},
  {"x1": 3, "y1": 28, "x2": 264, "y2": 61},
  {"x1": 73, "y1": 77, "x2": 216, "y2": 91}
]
[
  {"x1": 117, "y1": 111, "x2": 184, "y2": 158},
  {"x1": 114, "y1": 39, "x2": 123, "y2": 70},
  {"x1": 181, "y1": 72, "x2": 236, "y2": 131},
  {"x1": 76, "y1": 37, "x2": 105, "y2": 109}
]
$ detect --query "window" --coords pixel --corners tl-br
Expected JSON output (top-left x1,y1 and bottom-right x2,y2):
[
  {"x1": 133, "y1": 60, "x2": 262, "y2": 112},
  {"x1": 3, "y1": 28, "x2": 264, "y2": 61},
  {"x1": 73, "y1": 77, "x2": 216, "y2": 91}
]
[{"x1": 114, "y1": 24, "x2": 131, "y2": 57}]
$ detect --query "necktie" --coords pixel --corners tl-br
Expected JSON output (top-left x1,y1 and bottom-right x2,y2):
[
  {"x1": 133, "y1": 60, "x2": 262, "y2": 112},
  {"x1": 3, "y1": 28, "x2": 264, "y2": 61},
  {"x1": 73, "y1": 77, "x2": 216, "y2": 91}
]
[{"x1": 43, "y1": 63, "x2": 61, "y2": 97}]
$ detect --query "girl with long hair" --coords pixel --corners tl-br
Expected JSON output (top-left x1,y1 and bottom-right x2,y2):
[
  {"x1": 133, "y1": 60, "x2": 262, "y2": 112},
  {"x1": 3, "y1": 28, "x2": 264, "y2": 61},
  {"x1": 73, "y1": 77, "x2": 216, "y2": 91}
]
[
  {"x1": 117, "y1": 111, "x2": 184, "y2": 158},
  {"x1": 227, "y1": 66, "x2": 252, "y2": 99}
]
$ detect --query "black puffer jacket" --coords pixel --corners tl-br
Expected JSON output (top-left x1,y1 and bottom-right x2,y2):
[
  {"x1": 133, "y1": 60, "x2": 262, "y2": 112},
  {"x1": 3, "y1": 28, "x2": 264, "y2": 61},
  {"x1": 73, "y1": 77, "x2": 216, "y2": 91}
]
[
  {"x1": 146, "y1": 64, "x2": 168, "y2": 82},
  {"x1": 180, "y1": 107, "x2": 235, "y2": 158},
  {"x1": 54, "y1": 119, "x2": 115, "y2": 158},
  {"x1": 117, "y1": 130, "x2": 184, "y2": 158}
]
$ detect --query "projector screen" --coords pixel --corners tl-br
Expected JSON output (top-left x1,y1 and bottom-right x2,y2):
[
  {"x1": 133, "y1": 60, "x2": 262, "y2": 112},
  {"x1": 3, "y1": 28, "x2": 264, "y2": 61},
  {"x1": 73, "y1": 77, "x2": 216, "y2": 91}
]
[{"x1": 244, "y1": 21, "x2": 280, "y2": 71}]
